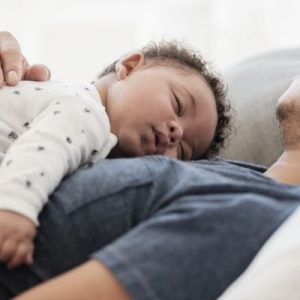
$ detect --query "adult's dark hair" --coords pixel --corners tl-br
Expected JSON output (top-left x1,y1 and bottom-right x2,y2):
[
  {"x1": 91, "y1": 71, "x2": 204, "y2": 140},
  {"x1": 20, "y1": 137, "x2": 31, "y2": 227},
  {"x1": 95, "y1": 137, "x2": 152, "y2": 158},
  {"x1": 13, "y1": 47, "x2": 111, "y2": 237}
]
[{"x1": 97, "y1": 40, "x2": 233, "y2": 158}]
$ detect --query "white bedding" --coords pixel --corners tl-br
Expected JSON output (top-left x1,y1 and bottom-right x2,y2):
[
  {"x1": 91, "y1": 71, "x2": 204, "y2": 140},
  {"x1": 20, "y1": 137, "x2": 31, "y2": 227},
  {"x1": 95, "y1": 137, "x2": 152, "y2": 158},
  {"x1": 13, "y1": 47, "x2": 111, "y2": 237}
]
[{"x1": 219, "y1": 207, "x2": 300, "y2": 299}]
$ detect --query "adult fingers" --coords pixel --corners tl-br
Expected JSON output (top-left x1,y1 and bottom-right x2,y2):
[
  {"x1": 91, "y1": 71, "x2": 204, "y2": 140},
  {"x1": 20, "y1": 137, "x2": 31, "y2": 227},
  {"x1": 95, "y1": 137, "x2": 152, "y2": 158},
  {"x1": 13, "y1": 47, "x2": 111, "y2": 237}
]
[
  {"x1": 0, "y1": 66, "x2": 4, "y2": 87},
  {"x1": 24, "y1": 63, "x2": 51, "y2": 81},
  {"x1": 0, "y1": 31, "x2": 24, "y2": 86}
]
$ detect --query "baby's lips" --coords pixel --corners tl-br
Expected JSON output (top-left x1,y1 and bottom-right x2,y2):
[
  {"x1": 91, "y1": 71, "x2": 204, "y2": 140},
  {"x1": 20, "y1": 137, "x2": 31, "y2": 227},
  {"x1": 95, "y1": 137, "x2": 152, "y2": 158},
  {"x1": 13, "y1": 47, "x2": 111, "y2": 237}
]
[{"x1": 154, "y1": 130, "x2": 169, "y2": 154}]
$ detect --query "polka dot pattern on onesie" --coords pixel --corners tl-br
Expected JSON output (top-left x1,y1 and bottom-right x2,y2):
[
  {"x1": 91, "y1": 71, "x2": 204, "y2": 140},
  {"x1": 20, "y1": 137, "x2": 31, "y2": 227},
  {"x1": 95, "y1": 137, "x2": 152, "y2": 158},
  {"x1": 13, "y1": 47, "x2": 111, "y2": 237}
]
[
  {"x1": 23, "y1": 122, "x2": 30, "y2": 129},
  {"x1": 1, "y1": 82, "x2": 112, "y2": 216},
  {"x1": 91, "y1": 149, "x2": 98, "y2": 155},
  {"x1": 26, "y1": 180, "x2": 32, "y2": 187},
  {"x1": 8, "y1": 131, "x2": 18, "y2": 140}
]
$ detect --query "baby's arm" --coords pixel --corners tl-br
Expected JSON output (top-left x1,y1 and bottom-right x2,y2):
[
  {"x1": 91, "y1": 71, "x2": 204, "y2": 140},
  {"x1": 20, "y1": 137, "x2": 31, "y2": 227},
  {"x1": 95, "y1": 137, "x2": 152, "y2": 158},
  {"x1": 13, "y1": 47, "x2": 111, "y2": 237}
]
[{"x1": 0, "y1": 95, "x2": 116, "y2": 268}]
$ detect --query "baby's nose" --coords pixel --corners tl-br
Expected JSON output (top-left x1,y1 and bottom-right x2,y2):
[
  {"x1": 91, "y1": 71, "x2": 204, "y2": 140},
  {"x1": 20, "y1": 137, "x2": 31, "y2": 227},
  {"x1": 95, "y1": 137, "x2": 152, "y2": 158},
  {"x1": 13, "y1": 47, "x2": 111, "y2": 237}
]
[{"x1": 168, "y1": 121, "x2": 183, "y2": 146}]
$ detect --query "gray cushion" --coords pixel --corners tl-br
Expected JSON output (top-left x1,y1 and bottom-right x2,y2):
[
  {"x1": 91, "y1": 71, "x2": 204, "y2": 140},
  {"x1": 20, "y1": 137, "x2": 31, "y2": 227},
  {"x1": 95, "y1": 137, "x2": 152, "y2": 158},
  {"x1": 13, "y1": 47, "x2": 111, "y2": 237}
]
[{"x1": 221, "y1": 48, "x2": 300, "y2": 166}]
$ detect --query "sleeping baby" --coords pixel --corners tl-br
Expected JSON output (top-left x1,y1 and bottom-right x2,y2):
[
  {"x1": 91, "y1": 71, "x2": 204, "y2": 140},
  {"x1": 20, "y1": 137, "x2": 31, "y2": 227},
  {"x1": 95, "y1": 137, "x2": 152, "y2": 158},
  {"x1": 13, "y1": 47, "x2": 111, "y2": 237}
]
[{"x1": 0, "y1": 40, "x2": 230, "y2": 268}]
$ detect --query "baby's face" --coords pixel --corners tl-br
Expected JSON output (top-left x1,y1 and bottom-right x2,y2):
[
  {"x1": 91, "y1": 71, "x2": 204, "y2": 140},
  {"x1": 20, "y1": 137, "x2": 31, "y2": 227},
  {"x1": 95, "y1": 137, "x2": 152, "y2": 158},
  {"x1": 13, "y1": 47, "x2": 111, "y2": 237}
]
[{"x1": 106, "y1": 65, "x2": 217, "y2": 160}]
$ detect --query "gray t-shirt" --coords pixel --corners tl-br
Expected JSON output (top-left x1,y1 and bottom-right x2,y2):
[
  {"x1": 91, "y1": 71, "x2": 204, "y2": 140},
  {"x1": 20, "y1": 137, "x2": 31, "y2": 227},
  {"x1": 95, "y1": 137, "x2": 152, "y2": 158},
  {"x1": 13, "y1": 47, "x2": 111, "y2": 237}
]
[{"x1": 0, "y1": 156, "x2": 299, "y2": 299}]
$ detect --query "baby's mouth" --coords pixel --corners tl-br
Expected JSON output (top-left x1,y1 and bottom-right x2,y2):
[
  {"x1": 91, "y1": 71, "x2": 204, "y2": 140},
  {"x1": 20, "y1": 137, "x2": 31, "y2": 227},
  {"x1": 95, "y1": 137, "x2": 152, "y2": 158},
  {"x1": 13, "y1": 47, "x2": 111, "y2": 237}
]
[
  {"x1": 154, "y1": 131, "x2": 159, "y2": 147},
  {"x1": 153, "y1": 129, "x2": 168, "y2": 154}
]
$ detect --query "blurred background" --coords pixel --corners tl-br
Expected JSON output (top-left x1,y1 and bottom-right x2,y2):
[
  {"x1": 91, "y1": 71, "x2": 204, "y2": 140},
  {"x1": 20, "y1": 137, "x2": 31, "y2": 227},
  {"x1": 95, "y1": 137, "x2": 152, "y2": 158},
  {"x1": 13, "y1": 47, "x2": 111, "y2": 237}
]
[{"x1": 1, "y1": 0, "x2": 299, "y2": 82}]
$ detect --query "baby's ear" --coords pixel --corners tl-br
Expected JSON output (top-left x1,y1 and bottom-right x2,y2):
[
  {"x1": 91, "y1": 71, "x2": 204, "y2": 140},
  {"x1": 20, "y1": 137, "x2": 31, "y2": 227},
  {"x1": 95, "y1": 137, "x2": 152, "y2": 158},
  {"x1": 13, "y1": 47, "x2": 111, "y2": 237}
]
[{"x1": 115, "y1": 52, "x2": 144, "y2": 80}]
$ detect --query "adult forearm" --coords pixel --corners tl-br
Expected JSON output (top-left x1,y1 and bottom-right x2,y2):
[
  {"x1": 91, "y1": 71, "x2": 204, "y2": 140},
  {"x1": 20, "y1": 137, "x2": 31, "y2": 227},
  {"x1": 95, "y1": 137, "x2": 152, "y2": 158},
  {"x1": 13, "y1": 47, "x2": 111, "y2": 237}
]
[{"x1": 15, "y1": 260, "x2": 131, "y2": 300}]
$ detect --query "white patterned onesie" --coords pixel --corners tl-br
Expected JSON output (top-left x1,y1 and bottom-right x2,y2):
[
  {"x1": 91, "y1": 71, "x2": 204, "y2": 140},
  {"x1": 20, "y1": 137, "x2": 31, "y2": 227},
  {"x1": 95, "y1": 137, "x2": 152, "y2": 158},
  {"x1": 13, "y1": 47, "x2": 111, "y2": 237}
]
[{"x1": 0, "y1": 81, "x2": 117, "y2": 225}]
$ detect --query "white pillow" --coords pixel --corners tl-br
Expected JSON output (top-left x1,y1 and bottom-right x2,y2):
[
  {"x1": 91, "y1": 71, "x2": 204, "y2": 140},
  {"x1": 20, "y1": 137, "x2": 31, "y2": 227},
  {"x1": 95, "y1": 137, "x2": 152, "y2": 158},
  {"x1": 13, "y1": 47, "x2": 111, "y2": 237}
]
[{"x1": 219, "y1": 208, "x2": 300, "y2": 300}]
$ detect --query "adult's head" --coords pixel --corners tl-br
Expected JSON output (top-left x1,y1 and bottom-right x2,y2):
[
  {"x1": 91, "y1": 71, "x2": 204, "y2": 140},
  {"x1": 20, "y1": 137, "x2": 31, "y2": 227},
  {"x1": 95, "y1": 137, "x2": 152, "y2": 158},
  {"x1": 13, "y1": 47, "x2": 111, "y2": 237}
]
[
  {"x1": 94, "y1": 40, "x2": 232, "y2": 160},
  {"x1": 276, "y1": 78, "x2": 300, "y2": 151}
]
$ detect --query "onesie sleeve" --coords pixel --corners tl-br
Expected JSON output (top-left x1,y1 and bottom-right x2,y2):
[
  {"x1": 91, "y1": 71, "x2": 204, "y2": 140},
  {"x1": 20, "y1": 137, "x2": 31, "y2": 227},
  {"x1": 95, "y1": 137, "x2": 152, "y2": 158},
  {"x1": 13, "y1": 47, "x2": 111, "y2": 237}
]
[{"x1": 0, "y1": 95, "x2": 117, "y2": 225}]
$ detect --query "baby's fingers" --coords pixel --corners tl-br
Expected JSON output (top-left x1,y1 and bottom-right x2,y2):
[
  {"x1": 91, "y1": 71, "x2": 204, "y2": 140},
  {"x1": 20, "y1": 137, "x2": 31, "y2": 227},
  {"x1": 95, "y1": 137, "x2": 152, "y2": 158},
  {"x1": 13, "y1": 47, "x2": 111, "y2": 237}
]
[
  {"x1": 7, "y1": 242, "x2": 34, "y2": 269},
  {"x1": 25, "y1": 250, "x2": 33, "y2": 265},
  {"x1": 0, "y1": 239, "x2": 17, "y2": 262}
]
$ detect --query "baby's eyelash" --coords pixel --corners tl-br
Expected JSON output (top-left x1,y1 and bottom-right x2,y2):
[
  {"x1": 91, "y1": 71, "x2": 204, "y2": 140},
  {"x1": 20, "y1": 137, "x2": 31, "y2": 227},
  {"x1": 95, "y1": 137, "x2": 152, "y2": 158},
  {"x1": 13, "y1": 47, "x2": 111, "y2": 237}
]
[{"x1": 174, "y1": 94, "x2": 185, "y2": 116}]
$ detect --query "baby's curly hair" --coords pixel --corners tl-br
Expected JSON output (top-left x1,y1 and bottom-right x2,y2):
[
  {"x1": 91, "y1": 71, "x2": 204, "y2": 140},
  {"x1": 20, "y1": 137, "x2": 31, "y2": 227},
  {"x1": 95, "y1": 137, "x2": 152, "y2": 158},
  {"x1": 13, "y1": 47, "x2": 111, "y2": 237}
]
[{"x1": 97, "y1": 40, "x2": 233, "y2": 159}]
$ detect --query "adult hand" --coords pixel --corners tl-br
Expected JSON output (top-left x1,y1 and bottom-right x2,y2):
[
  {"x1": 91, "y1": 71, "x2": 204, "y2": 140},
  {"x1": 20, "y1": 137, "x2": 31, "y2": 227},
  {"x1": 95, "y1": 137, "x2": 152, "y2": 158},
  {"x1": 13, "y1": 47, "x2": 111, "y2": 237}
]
[{"x1": 0, "y1": 31, "x2": 51, "y2": 87}]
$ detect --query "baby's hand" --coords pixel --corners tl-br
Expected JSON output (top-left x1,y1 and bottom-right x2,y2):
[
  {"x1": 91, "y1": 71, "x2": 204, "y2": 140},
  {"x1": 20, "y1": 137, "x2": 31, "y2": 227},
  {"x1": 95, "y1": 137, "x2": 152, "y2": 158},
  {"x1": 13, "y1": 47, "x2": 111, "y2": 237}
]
[{"x1": 0, "y1": 210, "x2": 36, "y2": 268}]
